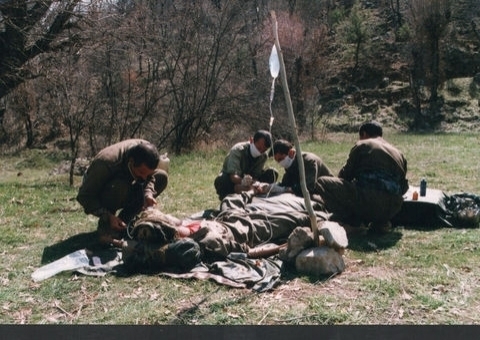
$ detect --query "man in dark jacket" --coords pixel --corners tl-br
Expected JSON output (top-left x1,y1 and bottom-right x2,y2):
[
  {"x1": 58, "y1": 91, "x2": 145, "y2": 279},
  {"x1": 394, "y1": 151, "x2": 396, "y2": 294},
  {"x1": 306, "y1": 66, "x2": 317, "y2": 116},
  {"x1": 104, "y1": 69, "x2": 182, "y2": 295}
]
[
  {"x1": 314, "y1": 121, "x2": 408, "y2": 232},
  {"x1": 77, "y1": 139, "x2": 168, "y2": 245},
  {"x1": 267, "y1": 139, "x2": 333, "y2": 197}
]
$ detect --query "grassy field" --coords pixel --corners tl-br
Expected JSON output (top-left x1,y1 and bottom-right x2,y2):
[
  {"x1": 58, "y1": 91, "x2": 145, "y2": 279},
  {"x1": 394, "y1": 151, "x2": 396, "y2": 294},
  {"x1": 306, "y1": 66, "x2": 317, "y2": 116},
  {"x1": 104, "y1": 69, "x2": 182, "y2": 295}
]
[{"x1": 0, "y1": 132, "x2": 479, "y2": 325}]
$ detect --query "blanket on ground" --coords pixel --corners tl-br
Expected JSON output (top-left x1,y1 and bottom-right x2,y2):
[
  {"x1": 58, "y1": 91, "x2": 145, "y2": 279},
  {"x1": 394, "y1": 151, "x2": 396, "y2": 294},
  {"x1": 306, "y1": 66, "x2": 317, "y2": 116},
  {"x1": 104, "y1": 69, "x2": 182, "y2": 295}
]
[{"x1": 32, "y1": 247, "x2": 282, "y2": 292}]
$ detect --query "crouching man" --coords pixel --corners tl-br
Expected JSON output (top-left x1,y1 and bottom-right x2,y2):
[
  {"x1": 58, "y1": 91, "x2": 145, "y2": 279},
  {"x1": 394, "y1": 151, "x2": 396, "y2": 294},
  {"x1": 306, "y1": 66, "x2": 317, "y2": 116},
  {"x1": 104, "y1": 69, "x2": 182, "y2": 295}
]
[
  {"x1": 77, "y1": 139, "x2": 168, "y2": 246},
  {"x1": 314, "y1": 121, "x2": 408, "y2": 233}
]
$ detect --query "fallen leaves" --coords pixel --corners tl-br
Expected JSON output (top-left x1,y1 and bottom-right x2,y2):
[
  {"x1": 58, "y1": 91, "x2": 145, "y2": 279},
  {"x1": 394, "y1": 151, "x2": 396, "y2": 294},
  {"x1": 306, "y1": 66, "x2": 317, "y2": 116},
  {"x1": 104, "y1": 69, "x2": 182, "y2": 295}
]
[
  {"x1": 401, "y1": 290, "x2": 413, "y2": 300},
  {"x1": 13, "y1": 308, "x2": 32, "y2": 324},
  {"x1": 10, "y1": 198, "x2": 24, "y2": 205}
]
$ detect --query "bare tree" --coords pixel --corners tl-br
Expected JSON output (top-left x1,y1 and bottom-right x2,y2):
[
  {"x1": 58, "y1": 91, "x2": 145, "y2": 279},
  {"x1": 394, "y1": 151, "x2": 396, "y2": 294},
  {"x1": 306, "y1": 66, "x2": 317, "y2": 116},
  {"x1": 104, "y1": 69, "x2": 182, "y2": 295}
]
[
  {"x1": 389, "y1": 0, "x2": 403, "y2": 33},
  {"x1": 473, "y1": 20, "x2": 480, "y2": 43},
  {"x1": 8, "y1": 84, "x2": 36, "y2": 148},
  {"x1": 42, "y1": 53, "x2": 98, "y2": 185},
  {"x1": 146, "y1": 1, "x2": 254, "y2": 153},
  {"x1": 0, "y1": 0, "x2": 84, "y2": 126},
  {"x1": 408, "y1": 0, "x2": 452, "y2": 123},
  {"x1": 265, "y1": 9, "x2": 331, "y2": 136}
]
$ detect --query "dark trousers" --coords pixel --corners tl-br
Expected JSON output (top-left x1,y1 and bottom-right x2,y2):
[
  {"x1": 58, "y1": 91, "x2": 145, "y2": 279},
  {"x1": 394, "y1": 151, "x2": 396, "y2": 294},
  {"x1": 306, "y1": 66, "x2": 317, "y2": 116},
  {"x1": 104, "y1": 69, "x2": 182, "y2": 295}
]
[
  {"x1": 314, "y1": 176, "x2": 403, "y2": 226},
  {"x1": 96, "y1": 169, "x2": 168, "y2": 242}
]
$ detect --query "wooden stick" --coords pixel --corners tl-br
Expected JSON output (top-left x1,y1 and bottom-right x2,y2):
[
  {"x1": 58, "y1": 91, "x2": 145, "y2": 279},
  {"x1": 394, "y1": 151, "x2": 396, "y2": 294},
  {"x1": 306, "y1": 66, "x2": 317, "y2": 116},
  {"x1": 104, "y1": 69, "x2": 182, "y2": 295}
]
[
  {"x1": 270, "y1": 11, "x2": 319, "y2": 246},
  {"x1": 248, "y1": 243, "x2": 287, "y2": 259}
]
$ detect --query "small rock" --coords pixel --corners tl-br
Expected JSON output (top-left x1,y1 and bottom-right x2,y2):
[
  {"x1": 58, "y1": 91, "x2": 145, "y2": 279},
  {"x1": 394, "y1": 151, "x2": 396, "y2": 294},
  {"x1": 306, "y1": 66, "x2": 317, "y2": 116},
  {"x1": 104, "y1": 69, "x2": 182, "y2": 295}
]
[
  {"x1": 318, "y1": 220, "x2": 349, "y2": 249},
  {"x1": 295, "y1": 246, "x2": 345, "y2": 276}
]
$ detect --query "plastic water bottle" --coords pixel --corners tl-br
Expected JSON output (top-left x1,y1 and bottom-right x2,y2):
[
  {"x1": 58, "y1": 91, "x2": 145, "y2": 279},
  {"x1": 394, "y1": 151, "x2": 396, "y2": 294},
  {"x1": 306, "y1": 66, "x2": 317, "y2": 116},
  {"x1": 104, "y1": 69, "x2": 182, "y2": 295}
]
[{"x1": 420, "y1": 178, "x2": 427, "y2": 197}]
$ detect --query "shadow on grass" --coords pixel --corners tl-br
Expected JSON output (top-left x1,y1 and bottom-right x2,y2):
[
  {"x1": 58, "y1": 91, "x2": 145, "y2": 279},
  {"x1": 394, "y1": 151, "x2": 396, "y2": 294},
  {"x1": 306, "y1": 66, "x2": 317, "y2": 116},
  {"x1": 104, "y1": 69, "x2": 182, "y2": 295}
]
[
  {"x1": 350, "y1": 220, "x2": 471, "y2": 254},
  {"x1": 165, "y1": 284, "x2": 257, "y2": 324},
  {"x1": 346, "y1": 230, "x2": 403, "y2": 252},
  {"x1": 280, "y1": 262, "x2": 347, "y2": 285},
  {"x1": 40, "y1": 231, "x2": 101, "y2": 264}
]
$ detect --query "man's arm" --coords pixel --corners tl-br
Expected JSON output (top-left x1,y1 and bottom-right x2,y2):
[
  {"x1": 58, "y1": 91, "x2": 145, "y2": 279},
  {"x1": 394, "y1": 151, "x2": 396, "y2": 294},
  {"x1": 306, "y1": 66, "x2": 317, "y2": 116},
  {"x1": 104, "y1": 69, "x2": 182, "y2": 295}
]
[
  {"x1": 143, "y1": 176, "x2": 159, "y2": 206},
  {"x1": 304, "y1": 156, "x2": 319, "y2": 194},
  {"x1": 338, "y1": 144, "x2": 362, "y2": 180},
  {"x1": 224, "y1": 146, "x2": 244, "y2": 178}
]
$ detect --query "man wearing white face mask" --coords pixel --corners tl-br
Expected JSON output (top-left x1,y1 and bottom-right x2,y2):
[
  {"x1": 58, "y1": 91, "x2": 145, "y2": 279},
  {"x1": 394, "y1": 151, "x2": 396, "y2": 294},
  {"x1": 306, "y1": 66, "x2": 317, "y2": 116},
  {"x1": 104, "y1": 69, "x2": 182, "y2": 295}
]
[
  {"x1": 214, "y1": 130, "x2": 279, "y2": 200},
  {"x1": 266, "y1": 139, "x2": 333, "y2": 197}
]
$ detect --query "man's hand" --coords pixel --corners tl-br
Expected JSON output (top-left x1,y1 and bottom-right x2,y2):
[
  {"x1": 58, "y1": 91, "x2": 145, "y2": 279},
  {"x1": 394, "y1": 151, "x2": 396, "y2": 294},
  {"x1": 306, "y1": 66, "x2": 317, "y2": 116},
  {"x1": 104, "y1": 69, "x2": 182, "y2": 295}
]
[
  {"x1": 108, "y1": 214, "x2": 127, "y2": 231},
  {"x1": 144, "y1": 194, "x2": 157, "y2": 208},
  {"x1": 252, "y1": 182, "x2": 270, "y2": 195}
]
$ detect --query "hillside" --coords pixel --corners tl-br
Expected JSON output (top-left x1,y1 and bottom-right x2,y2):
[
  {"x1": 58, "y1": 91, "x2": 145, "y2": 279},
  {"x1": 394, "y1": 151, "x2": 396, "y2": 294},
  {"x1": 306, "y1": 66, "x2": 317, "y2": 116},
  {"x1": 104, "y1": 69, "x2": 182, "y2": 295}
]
[{"x1": 316, "y1": 0, "x2": 480, "y2": 133}]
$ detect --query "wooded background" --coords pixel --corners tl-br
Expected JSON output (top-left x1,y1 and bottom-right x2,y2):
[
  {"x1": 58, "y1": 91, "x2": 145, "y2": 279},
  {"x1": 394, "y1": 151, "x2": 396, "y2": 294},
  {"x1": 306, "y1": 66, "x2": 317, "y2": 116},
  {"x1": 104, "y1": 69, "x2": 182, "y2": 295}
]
[{"x1": 1, "y1": 0, "x2": 479, "y2": 159}]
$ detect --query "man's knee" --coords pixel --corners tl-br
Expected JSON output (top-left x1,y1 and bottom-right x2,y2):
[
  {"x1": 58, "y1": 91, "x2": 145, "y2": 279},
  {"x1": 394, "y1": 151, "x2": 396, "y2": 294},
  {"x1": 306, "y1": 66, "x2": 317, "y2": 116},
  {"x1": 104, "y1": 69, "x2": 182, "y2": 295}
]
[
  {"x1": 259, "y1": 168, "x2": 279, "y2": 184},
  {"x1": 214, "y1": 173, "x2": 233, "y2": 200}
]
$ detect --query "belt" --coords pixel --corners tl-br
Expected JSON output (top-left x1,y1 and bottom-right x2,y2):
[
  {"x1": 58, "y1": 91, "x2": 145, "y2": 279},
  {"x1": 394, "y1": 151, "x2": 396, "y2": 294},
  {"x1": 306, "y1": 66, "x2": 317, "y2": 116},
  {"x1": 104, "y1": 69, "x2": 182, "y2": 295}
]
[{"x1": 355, "y1": 171, "x2": 402, "y2": 195}]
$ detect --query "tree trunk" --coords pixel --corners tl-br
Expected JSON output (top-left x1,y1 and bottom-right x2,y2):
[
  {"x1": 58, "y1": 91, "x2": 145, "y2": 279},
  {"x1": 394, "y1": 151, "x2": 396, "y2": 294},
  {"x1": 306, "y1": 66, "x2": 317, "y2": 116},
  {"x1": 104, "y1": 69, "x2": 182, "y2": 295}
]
[{"x1": 24, "y1": 113, "x2": 34, "y2": 148}]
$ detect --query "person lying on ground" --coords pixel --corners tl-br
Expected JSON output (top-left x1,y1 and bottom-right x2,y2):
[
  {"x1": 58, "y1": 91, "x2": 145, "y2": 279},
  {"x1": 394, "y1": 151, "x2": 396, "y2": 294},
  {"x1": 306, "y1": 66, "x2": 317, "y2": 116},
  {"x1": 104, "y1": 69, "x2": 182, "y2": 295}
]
[{"x1": 120, "y1": 190, "x2": 331, "y2": 273}]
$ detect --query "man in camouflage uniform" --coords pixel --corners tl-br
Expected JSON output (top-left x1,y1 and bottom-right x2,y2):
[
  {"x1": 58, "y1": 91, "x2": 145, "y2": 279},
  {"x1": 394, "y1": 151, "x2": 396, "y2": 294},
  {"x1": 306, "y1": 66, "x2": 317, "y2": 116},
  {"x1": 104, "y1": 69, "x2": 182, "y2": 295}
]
[
  {"x1": 77, "y1": 139, "x2": 168, "y2": 245},
  {"x1": 123, "y1": 190, "x2": 329, "y2": 271},
  {"x1": 314, "y1": 121, "x2": 408, "y2": 232}
]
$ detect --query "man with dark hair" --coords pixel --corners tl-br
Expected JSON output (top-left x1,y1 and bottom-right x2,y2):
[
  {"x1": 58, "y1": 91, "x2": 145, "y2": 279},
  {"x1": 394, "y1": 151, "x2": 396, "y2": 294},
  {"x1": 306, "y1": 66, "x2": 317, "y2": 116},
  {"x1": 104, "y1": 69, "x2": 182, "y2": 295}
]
[
  {"x1": 214, "y1": 130, "x2": 278, "y2": 200},
  {"x1": 77, "y1": 139, "x2": 169, "y2": 245},
  {"x1": 264, "y1": 139, "x2": 333, "y2": 197},
  {"x1": 359, "y1": 121, "x2": 383, "y2": 138},
  {"x1": 314, "y1": 121, "x2": 409, "y2": 233}
]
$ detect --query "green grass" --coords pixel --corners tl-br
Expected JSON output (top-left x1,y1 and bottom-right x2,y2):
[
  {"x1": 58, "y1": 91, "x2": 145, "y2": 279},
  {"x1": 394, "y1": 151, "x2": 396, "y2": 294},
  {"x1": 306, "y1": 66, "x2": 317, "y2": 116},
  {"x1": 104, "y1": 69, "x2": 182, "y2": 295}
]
[{"x1": 1, "y1": 132, "x2": 480, "y2": 324}]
